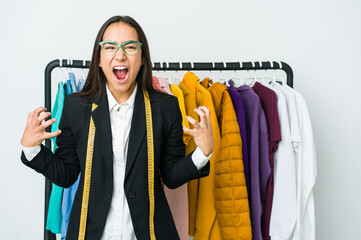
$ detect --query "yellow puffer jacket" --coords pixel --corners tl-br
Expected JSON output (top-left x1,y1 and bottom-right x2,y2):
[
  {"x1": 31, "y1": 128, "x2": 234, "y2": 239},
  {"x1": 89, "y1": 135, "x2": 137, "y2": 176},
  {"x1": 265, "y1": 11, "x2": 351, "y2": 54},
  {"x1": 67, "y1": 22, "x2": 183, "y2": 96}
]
[
  {"x1": 181, "y1": 72, "x2": 222, "y2": 240},
  {"x1": 201, "y1": 78, "x2": 252, "y2": 240}
]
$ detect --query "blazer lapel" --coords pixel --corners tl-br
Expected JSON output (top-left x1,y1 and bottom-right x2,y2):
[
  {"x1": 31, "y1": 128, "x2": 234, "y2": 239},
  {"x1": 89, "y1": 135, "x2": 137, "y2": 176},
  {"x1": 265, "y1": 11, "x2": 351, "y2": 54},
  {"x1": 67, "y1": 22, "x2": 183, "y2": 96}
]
[
  {"x1": 91, "y1": 92, "x2": 113, "y2": 172},
  {"x1": 125, "y1": 86, "x2": 146, "y2": 178}
]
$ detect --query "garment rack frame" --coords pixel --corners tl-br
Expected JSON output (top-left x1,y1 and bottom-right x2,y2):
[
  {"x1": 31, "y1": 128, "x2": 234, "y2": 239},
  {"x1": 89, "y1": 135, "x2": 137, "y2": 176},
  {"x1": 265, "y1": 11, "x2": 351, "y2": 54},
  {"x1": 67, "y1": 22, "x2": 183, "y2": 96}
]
[{"x1": 43, "y1": 59, "x2": 294, "y2": 240}]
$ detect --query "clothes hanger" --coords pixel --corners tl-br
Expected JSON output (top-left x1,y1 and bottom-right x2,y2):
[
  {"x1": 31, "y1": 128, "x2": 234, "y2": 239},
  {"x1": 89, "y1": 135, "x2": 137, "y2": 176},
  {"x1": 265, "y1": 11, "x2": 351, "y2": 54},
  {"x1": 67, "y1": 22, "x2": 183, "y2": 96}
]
[
  {"x1": 220, "y1": 62, "x2": 228, "y2": 86},
  {"x1": 163, "y1": 62, "x2": 172, "y2": 85},
  {"x1": 155, "y1": 62, "x2": 160, "y2": 79},
  {"x1": 244, "y1": 61, "x2": 256, "y2": 86},
  {"x1": 231, "y1": 62, "x2": 242, "y2": 86},
  {"x1": 255, "y1": 61, "x2": 264, "y2": 84},
  {"x1": 276, "y1": 61, "x2": 285, "y2": 85},
  {"x1": 208, "y1": 62, "x2": 215, "y2": 82},
  {"x1": 263, "y1": 61, "x2": 276, "y2": 86},
  {"x1": 81, "y1": 60, "x2": 86, "y2": 80},
  {"x1": 174, "y1": 62, "x2": 182, "y2": 85}
]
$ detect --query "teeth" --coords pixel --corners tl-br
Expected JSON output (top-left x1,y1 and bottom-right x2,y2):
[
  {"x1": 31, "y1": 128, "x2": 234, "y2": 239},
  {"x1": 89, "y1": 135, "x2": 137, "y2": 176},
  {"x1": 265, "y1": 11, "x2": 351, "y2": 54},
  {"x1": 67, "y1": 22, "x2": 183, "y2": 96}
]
[{"x1": 114, "y1": 66, "x2": 127, "y2": 70}]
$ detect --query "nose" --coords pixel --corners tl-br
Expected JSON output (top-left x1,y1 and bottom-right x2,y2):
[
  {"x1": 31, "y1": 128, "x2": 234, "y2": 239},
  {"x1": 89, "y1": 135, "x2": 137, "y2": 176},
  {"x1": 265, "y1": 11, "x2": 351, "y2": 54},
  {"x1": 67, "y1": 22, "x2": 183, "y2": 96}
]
[{"x1": 115, "y1": 48, "x2": 127, "y2": 61}]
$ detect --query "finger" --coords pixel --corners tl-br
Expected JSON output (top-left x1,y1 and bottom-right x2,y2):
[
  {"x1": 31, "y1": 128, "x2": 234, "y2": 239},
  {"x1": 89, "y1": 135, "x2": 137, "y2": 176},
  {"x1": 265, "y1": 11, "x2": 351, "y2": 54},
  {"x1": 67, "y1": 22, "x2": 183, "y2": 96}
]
[
  {"x1": 40, "y1": 118, "x2": 56, "y2": 130},
  {"x1": 183, "y1": 125, "x2": 195, "y2": 135},
  {"x1": 38, "y1": 112, "x2": 52, "y2": 123},
  {"x1": 186, "y1": 116, "x2": 200, "y2": 129},
  {"x1": 33, "y1": 107, "x2": 47, "y2": 116},
  {"x1": 198, "y1": 106, "x2": 211, "y2": 127},
  {"x1": 194, "y1": 108, "x2": 206, "y2": 127},
  {"x1": 33, "y1": 107, "x2": 47, "y2": 124},
  {"x1": 43, "y1": 130, "x2": 62, "y2": 139}
]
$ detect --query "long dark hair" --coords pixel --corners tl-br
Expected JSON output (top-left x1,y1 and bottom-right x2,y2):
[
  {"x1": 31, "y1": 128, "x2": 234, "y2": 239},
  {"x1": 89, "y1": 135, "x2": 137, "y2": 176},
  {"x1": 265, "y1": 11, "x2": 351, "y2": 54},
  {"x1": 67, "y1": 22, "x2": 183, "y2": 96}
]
[{"x1": 77, "y1": 16, "x2": 154, "y2": 101}]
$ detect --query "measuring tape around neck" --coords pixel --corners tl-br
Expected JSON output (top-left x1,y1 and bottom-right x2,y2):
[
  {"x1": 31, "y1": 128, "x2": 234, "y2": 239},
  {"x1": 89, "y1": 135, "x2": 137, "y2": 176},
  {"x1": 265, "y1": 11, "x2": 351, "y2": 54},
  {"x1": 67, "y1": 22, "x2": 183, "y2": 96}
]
[
  {"x1": 78, "y1": 90, "x2": 156, "y2": 240},
  {"x1": 143, "y1": 89, "x2": 156, "y2": 240}
]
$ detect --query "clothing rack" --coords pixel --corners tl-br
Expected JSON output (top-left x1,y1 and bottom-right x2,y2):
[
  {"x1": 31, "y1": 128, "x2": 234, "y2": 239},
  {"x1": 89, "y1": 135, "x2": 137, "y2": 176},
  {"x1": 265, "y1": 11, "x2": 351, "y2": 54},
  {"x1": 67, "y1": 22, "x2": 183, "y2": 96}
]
[{"x1": 43, "y1": 59, "x2": 294, "y2": 240}]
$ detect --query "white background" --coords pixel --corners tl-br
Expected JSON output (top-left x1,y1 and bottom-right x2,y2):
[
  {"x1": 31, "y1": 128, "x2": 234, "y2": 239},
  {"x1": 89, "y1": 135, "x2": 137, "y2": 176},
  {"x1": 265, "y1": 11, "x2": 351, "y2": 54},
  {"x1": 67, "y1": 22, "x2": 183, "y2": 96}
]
[{"x1": 1, "y1": 0, "x2": 360, "y2": 239}]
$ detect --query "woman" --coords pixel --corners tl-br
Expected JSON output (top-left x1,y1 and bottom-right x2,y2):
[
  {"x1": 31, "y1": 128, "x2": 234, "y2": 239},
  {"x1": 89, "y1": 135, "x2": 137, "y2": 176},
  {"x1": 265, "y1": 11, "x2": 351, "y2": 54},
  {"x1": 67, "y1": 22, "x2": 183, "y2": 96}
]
[{"x1": 20, "y1": 16, "x2": 214, "y2": 240}]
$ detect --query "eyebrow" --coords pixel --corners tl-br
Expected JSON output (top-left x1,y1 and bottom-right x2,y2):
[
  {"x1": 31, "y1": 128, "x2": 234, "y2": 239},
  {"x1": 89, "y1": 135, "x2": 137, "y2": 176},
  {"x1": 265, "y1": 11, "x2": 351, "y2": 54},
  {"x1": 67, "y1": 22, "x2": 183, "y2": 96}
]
[{"x1": 103, "y1": 40, "x2": 138, "y2": 44}]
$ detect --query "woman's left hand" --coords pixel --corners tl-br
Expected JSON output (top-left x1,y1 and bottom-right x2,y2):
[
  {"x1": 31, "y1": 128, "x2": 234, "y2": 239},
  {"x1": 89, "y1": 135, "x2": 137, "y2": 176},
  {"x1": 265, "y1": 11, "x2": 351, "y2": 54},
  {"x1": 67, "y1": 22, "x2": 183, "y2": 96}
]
[{"x1": 183, "y1": 106, "x2": 214, "y2": 157}]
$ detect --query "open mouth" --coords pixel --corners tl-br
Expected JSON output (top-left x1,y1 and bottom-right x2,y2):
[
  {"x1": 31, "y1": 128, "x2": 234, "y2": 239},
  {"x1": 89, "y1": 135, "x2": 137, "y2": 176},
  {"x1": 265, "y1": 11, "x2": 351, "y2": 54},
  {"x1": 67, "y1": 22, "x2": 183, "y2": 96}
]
[{"x1": 113, "y1": 66, "x2": 128, "y2": 82}]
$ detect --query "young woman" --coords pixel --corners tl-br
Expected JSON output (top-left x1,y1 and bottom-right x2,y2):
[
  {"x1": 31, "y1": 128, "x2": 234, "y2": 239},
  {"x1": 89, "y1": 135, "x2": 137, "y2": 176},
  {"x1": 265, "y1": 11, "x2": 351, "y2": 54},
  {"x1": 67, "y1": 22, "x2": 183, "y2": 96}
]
[{"x1": 20, "y1": 16, "x2": 214, "y2": 240}]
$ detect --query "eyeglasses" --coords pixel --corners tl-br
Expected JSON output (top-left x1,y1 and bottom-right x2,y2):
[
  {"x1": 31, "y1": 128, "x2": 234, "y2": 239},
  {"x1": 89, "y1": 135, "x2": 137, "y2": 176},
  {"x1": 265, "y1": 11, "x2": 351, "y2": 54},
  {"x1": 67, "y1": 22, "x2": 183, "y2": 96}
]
[{"x1": 99, "y1": 40, "x2": 142, "y2": 55}]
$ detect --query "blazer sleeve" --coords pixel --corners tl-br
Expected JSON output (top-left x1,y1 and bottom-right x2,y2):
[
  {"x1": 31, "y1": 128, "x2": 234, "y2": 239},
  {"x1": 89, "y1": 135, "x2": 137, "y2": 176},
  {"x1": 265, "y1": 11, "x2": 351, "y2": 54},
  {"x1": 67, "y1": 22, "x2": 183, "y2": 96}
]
[
  {"x1": 21, "y1": 95, "x2": 80, "y2": 188},
  {"x1": 160, "y1": 97, "x2": 210, "y2": 189}
]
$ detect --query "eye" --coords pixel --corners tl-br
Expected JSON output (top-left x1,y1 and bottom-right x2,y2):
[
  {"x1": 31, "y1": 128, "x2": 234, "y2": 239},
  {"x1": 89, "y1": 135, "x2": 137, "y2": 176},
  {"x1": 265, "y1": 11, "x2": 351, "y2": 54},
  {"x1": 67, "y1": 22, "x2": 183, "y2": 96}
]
[
  {"x1": 124, "y1": 43, "x2": 138, "y2": 50},
  {"x1": 103, "y1": 43, "x2": 117, "y2": 50}
]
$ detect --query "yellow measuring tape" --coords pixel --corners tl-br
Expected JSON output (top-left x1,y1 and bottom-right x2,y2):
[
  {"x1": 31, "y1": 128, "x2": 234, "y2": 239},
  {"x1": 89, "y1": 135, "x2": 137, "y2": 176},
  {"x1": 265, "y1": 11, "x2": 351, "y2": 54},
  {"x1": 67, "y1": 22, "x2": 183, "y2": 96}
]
[
  {"x1": 78, "y1": 91, "x2": 156, "y2": 240},
  {"x1": 143, "y1": 89, "x2": 156, "y2": 240},
  {"x1": 78, "y1": 103, "x2": 97, "y2": 240}
]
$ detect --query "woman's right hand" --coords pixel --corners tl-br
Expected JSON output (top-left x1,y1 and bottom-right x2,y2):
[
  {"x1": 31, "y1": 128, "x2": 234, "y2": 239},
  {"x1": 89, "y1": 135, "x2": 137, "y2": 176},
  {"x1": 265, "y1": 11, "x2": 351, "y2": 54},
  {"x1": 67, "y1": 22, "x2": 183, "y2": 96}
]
[{"x1": 20, "y1": 106, "x2": 62, "y2": 148}]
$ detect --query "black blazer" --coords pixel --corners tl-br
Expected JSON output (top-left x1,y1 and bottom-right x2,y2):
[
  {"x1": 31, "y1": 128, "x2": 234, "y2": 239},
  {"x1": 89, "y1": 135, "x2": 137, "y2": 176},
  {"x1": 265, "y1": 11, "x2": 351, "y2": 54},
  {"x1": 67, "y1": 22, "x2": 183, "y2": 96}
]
[{"x1": 22, "y1": 86, "x2": 210, "y2": 240}]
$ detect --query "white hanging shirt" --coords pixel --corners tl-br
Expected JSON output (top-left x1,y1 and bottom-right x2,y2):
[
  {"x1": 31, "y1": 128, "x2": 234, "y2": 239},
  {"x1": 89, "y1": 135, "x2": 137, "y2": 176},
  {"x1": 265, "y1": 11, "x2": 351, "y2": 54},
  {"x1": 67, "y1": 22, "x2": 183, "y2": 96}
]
[
  {"x1": 262, "y1": 83, "x2": 297, "y2": 240},
  {"x1": 284, "y1": 85, "x2": 317, "y2": 240}
]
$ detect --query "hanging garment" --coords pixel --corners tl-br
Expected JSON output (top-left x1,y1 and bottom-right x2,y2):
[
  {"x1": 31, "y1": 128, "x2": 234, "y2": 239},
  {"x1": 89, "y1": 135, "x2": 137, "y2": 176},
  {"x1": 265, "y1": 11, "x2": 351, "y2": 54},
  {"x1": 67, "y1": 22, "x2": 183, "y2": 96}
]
[
  {"x1": 46, "y1": 81, "x2": 65, "y2": 234},
  {"x1": 181, "y1": 72, "x2": 222, "y2": 240},
  {"x1": 262, "y1": 84, "x2": 297, "y2": 240},
  {"x1": 68, "y1": 72, "x2": 77, "y2": 93},
  {"x1": 235, "y1": 84, "x2": 271, "y2": 240},
  {"x1": 61, "y1": 75, "x2": 80, "y2": 239},
  {"x1": 283, "y1": 85, "x2": 317, "y2": 240},
  {"x1": 178, "y1": 80, "x2": 201, "y2": 237},
  {"x1": 227, "y1": 81, "x2": 251, "y2": 197},
  {"x1": 252, "y1": 82, "x2": 282, "y2": 240},
  {"x1": 65, "y1": 81, "x2": 72, "y2": 95},
  {"x1": 61, "y1": 174, "x2": 80, "y2": 239},
  {"x1": 158, "y1": 84, "x2": 190, "y2": 240},
  {"x1": 61, "y1": 77, "x2": 85, "y2": 240},
  {"x1": 158, "y1": 77, "x2": 173, "y2": 95},
  {"x1": 201, "y1": 79, "x2": 252, "y2": 240},
  {"x1": 61, "y1": 74, "x2": 81, "y2": 240},
  {"x1": 77, "y1": 78, "x2": 86, "y2": 92},
  {"x1": 152, "y1": 76, "x2": 163, "y2": 92}
]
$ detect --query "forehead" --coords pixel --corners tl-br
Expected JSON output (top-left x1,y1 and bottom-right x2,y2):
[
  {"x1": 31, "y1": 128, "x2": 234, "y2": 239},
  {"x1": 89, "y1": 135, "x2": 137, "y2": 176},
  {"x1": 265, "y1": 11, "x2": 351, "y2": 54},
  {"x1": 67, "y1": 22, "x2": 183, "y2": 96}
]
[{"x1": 102, "y1": 22, "x2": 139, "y2": 42}]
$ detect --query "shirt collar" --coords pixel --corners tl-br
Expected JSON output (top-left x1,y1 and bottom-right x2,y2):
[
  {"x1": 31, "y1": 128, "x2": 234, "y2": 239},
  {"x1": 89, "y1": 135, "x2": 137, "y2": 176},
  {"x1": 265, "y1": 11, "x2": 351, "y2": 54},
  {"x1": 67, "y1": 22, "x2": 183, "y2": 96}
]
[{"x1": 106, "y1": 83, "x2": 138, "y2": 112}]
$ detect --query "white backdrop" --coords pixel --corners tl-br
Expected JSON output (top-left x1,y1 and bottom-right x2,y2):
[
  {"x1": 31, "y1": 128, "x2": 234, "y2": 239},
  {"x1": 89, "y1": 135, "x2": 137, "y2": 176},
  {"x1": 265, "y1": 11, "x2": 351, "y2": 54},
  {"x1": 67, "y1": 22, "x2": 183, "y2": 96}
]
[{"x1": 1, "y1": 0, "x2": 360, "y2": 239}]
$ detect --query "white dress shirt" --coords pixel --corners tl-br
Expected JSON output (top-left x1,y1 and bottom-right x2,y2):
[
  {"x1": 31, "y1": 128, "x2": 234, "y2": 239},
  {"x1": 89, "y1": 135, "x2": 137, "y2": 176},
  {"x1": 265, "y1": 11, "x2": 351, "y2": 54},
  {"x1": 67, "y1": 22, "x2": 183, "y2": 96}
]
[
  {"x1": 22, "y1": 83, "x2": 211, "y2": 239},
  {"x1": 262, "y1": 83, "x2": 297, "y2": 240},
  {"x1": 284, "y1": 85, "x2": 317, "y2": 240}
]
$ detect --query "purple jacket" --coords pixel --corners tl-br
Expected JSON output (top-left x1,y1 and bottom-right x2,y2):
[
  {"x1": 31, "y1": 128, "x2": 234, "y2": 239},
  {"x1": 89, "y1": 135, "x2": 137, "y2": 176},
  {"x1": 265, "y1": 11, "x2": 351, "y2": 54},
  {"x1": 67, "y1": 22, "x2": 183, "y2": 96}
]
[{"x1": 235, "y1": 83, "x2": 271, "y2": 240}]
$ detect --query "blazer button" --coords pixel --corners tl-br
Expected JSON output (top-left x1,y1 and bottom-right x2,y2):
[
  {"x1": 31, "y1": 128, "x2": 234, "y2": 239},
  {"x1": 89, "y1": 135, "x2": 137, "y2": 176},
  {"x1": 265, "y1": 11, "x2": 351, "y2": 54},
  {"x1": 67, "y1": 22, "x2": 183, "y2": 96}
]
[{"x1": 128, "y1": 192, "x2": 136, "y2": 199}]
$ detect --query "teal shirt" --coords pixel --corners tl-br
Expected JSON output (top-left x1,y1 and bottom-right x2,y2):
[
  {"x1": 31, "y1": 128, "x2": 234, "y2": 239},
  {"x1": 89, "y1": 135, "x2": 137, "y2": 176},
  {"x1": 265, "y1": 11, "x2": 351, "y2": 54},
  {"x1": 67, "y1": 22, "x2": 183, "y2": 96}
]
[{"x1": 46, "y1": 81, "x2": 65, "y2": 234}]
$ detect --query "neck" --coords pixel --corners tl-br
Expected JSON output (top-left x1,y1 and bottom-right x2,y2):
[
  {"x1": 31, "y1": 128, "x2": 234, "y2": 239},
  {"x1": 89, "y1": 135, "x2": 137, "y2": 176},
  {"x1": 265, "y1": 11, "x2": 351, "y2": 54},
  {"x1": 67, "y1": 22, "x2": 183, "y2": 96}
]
[{"x1": 107, "y1": 83, "x2": 137, "y2": 104}]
